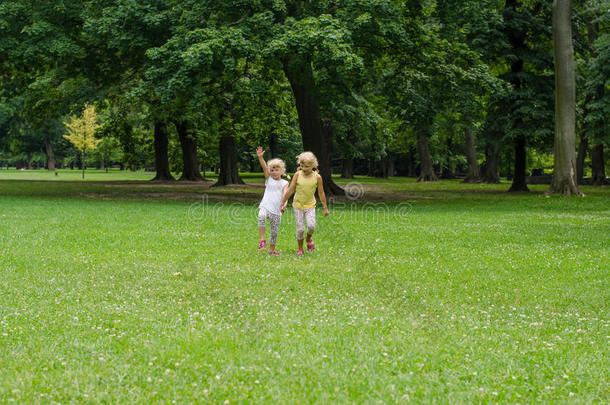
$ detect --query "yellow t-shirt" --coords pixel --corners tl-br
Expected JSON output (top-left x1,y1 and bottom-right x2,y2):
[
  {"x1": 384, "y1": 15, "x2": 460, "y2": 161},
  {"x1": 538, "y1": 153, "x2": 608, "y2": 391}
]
[{"x1": 293, "y1": 172, "x2": 318, "y2": 209}]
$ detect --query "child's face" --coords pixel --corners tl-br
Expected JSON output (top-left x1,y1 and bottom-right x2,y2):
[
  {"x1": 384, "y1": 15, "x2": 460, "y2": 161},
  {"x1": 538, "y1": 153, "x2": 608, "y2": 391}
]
[
  {"x1": 269, "y1": 166, "x2": 283, "y2": 179},
  {"x1": 300, "y1": 161, "x2": 314, "y2": 174}
]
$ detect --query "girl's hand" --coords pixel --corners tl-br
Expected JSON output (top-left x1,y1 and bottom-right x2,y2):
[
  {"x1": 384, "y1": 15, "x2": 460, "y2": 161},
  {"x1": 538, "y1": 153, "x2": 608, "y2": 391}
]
[
  {"x1": 280, "y1": 202, "x2": 287, "y2": 213},
  {"x1": 323, "y1": 207, "x2": 329, "y2": 217},
  {"x1": 256, "y1": 146, "x2": 265, "y2": 157}
]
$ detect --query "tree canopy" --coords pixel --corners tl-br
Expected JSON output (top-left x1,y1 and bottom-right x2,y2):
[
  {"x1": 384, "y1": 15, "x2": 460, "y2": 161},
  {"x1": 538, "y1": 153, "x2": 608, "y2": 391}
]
[{"x1": 0, "y1": 0, "x2": 607, "y2": 191}]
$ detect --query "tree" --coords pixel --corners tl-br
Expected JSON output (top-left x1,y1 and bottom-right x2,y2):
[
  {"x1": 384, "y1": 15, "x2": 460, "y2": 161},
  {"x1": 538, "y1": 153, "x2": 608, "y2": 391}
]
[
  {"x1": 141, "y1": 14, "x2": 252, "y2": 182},
  {"x1": 82, "y1": 0, "x2": 175, "y2": 180},
  {"x1": 273, "y1": 12, "x2": 365, "y2": 195},
  {"x1": 579, "y1": 0, "x2": 609, "y2": 186},
  {"x1": 151, "y1": 120, "x2": 173, "y2": 180},
  {"x1": 0, "y1": 0, "x2": 99, "y2": 173},
  {"x1": 436, "y1": 1, "x2": 507, "y2": 183},
  {"x1": 549, "y1": 0, "x2": 583, "y2": 195},
  {"x1": 488, "y1": 0, "x2": 555, "y2": 192},
  {"x1": 92, "y1": 132, "x2": 121, "y2": 172},
  {"x1": 173, "y1": 119, "x2": 204, "y2": 181},
  {"x1": 211, "y1": 85, "x2": 246, "y2": 186},
  {"x1": 63, "y1": 104, "x2": 102, "y2": 179}
]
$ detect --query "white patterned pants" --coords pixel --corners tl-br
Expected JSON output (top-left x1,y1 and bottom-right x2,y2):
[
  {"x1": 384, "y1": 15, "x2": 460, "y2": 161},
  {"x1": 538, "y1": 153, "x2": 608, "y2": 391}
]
[
  {"x1": 294, "y1": 206, "x2": 316, "y2": 240},
  {"x1": 258, "y1": 207, "x2": 282, "y2": 246}
]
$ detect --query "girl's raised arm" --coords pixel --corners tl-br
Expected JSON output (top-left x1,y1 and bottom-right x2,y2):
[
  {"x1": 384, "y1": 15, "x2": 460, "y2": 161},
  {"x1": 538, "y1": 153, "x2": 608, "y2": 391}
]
[
  {"x1": 280, "y1": 171, "x2": 299, "y2": 212},
  {"x1": 256, "y1": 146, "x2": 269, "y2": 179}
]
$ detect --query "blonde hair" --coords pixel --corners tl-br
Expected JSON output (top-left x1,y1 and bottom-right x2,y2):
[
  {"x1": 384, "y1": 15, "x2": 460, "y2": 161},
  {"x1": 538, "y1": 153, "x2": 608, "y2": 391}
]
[
  {"x1": 267, "y1": 158, "x2": 290, "y2": 179},
  {"x1": 296, "y1": 151, "x2": 318, "y2": 168}
]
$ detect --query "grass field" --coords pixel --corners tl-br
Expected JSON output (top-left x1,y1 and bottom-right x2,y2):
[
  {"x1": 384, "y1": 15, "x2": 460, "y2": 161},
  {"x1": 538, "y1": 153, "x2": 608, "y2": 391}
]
[{"x1": 0, "y1": 170, "x2": 608, "y2": 403}]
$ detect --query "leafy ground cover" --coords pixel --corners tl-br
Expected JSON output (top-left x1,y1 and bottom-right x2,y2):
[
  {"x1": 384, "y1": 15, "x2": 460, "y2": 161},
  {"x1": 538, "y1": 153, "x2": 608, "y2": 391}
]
[{"x1": 0, "y1": 172, "x2": 608, "y2": 403}]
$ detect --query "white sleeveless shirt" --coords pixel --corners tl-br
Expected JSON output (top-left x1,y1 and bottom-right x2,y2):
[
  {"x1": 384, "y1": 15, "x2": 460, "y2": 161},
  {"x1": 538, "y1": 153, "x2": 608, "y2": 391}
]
[{"x1": 259, "y1": 177, "x2": 289, "y2": 215}]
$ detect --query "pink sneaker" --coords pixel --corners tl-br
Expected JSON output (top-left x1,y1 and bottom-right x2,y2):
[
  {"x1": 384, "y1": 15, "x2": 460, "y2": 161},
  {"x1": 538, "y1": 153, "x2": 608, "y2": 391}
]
[
  {"x1": 306, "y1": 237, "x2": 315, "y2": 252},
  {"x1": 296, "y1": 249, "x2": 304, "y2": 257},
  {"x1": 258, "y1": 239, "x2": 267, "y2": 250},
  {"x1": 268, "y1": 250, "x2": 280, "y2": 256}
]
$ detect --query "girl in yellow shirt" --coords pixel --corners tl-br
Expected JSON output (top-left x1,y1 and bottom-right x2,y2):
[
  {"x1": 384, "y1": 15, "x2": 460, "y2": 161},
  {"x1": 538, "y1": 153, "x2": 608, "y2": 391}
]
[{"x1": 280, "y1": 152, "x2": 329, "y2": 256}]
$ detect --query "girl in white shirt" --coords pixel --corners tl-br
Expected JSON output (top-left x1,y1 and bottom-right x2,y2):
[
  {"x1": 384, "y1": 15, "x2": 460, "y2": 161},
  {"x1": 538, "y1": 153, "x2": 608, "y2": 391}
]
[{"x1": 256, "y1": 146, "x2": 289, "y2": 255}]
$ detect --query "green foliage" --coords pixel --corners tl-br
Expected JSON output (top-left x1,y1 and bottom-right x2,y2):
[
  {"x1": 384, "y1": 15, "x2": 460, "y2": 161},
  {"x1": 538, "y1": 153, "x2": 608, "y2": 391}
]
[
  {"x1": 1, "y1": 0, "x2": 607, "y2": 180},
  {"x1": 486, "y1": 0, "x2": 555, "y2": 147},
  {"x1": 580, "y1": 0, "x2": 610, "y2": 144},
  {"x1": 528, "y1": 149, "x2": 554, "y2": 173},
  {"x1": 97, "y1": 102, "x2": 154, "y2": 170}
]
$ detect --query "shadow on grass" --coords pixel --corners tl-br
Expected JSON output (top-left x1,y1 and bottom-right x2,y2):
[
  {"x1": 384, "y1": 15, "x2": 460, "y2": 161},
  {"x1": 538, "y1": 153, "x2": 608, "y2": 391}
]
[{"x1": 0, "y1": 178, "x2": 607, "y2": 210}]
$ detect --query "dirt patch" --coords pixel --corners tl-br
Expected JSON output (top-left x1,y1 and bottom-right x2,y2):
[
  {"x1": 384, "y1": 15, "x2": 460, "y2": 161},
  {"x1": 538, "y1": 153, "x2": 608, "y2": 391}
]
[
  {"x1": 79, "y1": 190, "x2": 263, "y2": 202},
  {"x1": 104, "y1": 180, "x2": 217, "y2": 189},
  {"x1": 342, "y1": 184, "x2": 436, "y2": 201}
]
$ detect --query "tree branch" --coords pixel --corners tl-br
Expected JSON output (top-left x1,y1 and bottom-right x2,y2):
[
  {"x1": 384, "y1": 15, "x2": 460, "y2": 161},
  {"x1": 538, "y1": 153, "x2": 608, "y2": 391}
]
[{"x1": 229, "y1": 13, "x2": 249, "y2": 26}]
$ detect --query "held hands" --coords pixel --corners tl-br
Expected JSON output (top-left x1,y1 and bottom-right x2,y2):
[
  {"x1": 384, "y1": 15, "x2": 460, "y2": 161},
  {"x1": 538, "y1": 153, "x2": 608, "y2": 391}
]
[
  {"x1": 256, "y1": 146, "x2": 265, "y2": 157},
  {"x1": 280, "y1": 202, "x2": 287, "y2": 213},
  {"x1": 323, "y1": 207, "x2": 329, "y2": 217}
]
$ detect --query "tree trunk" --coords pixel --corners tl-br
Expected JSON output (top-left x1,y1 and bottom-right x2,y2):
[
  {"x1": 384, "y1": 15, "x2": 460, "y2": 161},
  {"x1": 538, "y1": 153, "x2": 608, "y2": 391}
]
[
  {"x1": 283, "y1": 55, "x2": 344, "y2": 195},
  {"x1": 321, "y1": 118, "x2": 334, "y2": 176},
  {"x1": 152, "y1": 121, "x2": 174, "y2": 181},
  {"x1": 576, "y1": 135, "x2": 588, "y2": 184},
  {"x1": 441, "y1": 136, "x2": 455, "y2": 179},
  {"x1": 508, "y1": 135, "x2": 529, "y2": 192},
  {"x1": 416, "y1": 133, "x2": 437, "y2": 182},
  {"x1": 214, "y1": 135, "x2": 245, "y2": 186},
  {"x1": 120, "y1": 122, "x2": 138, "y2": 171},
  {"x1": 549, "y1": 0, "x2": 582, "y2": 196},
  {"x1": 408, "y1": 147, "x2": 416, "y2": 177},
  {"x1": 504, "y1": 0, "x2": 530, "y2": 192},
  {"x1": 341, "y1": 129, "x2": 356, "y2": 179},
  {"x1": 44, "y1": 136, "x2": 55, "y2": 171},
  {"x1": 81, "y1": 150, "x2": 86, "y2": 179},
  {"x1": 591, "y1": 143, "x2": 607, "y2": 186},
  {"x1": 482, "y1": 144, "x2": 501, "y2": 183},
  {"x1": 174, "y1": 120, "x2": 204, "y2": 181},
  {"x1": 438, "y1": 162, "x2": 445, "y2": 179},
  {"x1": 378, "y1": 156, "x2": 387, "y2": 178},
  {"x1": 341, "y1": 157, "x2": 354, "y2": 179},
  {"x1": 368, "y1": 157, "x2": 375, "y2": 177},
  {"x1": 463, "y1": 128, "x2": 481, "y2": 183},
  {"x1": 269, "y1": 130, "x2": 279, "y2": 158},
  {"x1": 388, "y1": 152, "x2": 395, "y2": 177}
]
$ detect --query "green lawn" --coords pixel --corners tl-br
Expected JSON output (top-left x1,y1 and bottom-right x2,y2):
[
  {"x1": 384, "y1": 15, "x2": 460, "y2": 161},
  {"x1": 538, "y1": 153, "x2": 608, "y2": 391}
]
[
  {"x1": 0, "y1": 172, "x2": 608, "y2": 403},
  {"x1": 0, "y1": 168, "x2": 157, "y2": 181}
]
